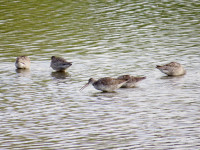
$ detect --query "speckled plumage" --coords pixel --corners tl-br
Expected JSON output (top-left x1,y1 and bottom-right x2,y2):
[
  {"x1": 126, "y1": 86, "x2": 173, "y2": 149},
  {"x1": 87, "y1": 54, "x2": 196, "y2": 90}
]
[
  {"x1": 15, "y1": 56, "x2": 30, "y2": 69},
  {"x1": 80, "y1": 77, "x2": 128, "y2": 92},
  {"x1": 117, "y1": 75, "x2": 146, "y2": 88},
  {"x1": 156, "y1": 62, "x2": 186, "y2": 76},
  {"x1": 50, "y1": 56, "x2": 72, "y2": 72}
]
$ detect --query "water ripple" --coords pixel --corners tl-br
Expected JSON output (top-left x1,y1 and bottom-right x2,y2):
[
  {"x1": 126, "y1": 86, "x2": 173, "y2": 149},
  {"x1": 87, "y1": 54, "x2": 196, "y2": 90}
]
[{"x1": 0, "y1": 0, "x2": 200, "y2": 149}]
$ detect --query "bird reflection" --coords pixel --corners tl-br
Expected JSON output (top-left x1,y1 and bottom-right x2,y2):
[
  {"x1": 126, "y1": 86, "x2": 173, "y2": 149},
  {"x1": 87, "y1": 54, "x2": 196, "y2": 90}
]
[
  {"x1": 15, "y1": 69, "x2": 30, "y2": 77},
  {"x1": 91, "y1": 91, "x2": 118, "y2": 99},
  {"x1": 160, "y1": 75, "x2": 184, "y2": 80},
  {"x1": 51, "y1": 71, "x2": 70, "y2": 79}
]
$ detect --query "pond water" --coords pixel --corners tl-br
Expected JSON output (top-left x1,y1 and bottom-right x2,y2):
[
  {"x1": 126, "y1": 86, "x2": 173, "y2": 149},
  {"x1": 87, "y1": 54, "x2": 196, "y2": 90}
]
[{"x1": 0, "y1": 1, "x2": 200, "y2": 149}]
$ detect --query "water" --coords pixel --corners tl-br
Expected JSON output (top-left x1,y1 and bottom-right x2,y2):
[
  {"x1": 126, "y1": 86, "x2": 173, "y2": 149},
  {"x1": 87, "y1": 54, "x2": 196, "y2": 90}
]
[{"x1": 0, "y1": 1, "x2": 200, "y2": 149}]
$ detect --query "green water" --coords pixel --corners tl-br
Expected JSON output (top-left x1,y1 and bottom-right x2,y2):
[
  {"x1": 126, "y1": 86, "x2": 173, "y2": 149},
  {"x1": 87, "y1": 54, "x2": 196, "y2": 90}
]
[{"x1": 0, "y1": 1, "x2": 200, "y2": 149}]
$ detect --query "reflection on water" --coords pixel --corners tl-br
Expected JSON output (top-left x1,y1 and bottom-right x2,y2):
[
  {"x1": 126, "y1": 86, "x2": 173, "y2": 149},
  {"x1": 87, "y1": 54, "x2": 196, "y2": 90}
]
[
  {"x1": 0, "y1": 0, "x2": 200, "y2": 149},
  {"x1": 51, "y1": 71, "x2": 70, "y2": 79},
  {"x1": 15, "y1": 69, "x2": 31, "y2": 77},
  {"x1": 159, "y1": 75, "x2": 185, "y2": 79},
  {"x1": 91, "y1": 92, "x2": 121, "y2": 101}
]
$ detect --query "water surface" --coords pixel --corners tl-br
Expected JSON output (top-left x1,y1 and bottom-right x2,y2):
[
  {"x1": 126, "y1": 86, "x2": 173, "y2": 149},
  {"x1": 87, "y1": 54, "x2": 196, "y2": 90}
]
[{"x1": 0, "y1": 1, "x2": 200, "y2": 149}]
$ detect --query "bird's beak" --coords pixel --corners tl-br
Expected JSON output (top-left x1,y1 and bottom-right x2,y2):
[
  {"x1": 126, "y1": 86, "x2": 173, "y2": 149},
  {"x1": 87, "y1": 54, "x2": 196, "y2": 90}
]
[
  {"x1": 156, "y1": 65, "x2": 161, "y2": 68},
  {"x1": 80, "y1": 83, "x2": 89, "y2": 91}
]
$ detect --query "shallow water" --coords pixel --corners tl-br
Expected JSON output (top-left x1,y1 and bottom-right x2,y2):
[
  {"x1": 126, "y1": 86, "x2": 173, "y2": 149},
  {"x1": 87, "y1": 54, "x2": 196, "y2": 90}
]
[{"x1": 0, "y1": 1, "x2": 200, "y2": 149}]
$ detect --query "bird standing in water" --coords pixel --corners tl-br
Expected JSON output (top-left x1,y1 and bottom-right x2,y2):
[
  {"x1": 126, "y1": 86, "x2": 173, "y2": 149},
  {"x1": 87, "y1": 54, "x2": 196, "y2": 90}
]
[
  {"x1": 50, "y1": 56, "x2": 72, "y2": 72},
  {"x1": 80, "y1": 77, "x2": 128, "y2": 92},
  {"x1": 117, "y1": 75, "x2": 146, "y2": 88},
  {"x1": 15, "y1": 56, "x2": 30, "y2": 69},
  {"x1": 156, "y1": 62, "x2": 186, "y2": 76}
]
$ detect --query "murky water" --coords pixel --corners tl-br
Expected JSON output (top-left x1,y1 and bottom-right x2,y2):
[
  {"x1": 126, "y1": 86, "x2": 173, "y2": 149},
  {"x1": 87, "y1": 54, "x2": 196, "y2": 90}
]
[{"x1": 0, "y1": 1, "x2": 200, "y2": 149}]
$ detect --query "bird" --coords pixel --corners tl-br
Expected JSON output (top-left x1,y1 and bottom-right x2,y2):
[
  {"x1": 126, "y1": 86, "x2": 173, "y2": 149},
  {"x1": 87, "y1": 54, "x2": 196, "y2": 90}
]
[
  {"x1": 50, "y1": 56, "x2": 72, "y2": 72},
  {"x1": 15, "y1": 56, "x2": 30, "y2": 69},
  {"x1": 156, "y1": 62, "x2": 186, "y2": 76},
  {"x1": 117, "y1": 75, "x2": 146, "y2": 88},
  {"x1": 80, "y1": 77, "x2": 128, "y2": 92}
]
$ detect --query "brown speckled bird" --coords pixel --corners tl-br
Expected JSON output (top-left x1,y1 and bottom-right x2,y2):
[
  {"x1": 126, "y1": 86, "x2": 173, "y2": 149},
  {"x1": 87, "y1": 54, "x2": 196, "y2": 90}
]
[
  {"x1": 15, "y1": 56, "x2": 30, "y2": 69},
  {"x1": 50, "y1": 56, "x2": 72, "y2": 72},
  {"x1": 156, "y1": 62, "x2": 186, "y2": 76},
  {"x1": 117, "y1": 75, "x2": 146, "y2": 88},
  {"x1": 80, "y1": 77, "x2": 128, "y2": 92}
]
